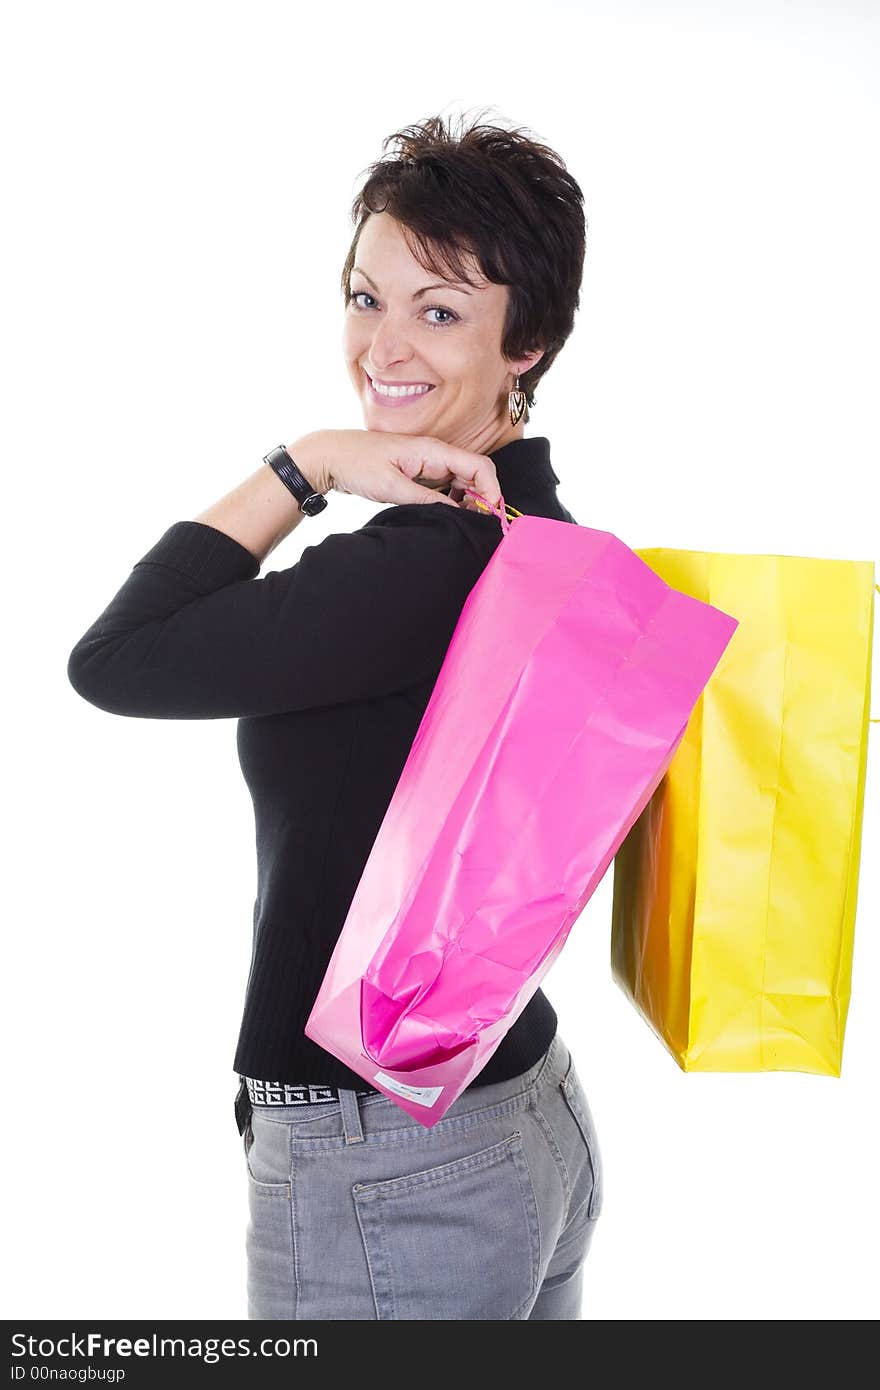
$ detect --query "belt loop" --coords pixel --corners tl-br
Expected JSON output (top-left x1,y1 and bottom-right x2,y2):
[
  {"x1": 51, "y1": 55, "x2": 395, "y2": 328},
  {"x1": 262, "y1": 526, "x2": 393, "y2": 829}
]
[{"x1": 339, "y1": 1087, "x2": 365, "y2": 1145}]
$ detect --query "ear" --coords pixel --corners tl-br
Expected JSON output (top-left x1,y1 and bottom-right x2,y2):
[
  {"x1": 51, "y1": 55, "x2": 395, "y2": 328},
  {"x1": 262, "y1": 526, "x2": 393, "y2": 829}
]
[{"x1": 510, "y1": 346, "x2": 545, "y2": 377}]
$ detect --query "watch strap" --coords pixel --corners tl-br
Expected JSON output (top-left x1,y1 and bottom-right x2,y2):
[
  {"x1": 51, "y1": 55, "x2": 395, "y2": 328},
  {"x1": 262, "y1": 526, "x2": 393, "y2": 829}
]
[{"x1": 263, "y1": 445, "x2": 328, "y2": 516}]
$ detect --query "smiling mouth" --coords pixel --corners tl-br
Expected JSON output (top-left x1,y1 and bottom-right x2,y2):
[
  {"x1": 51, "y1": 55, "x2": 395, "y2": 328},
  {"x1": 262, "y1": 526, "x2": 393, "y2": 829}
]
[{"x1": 364, "y1": 369, "x2": 437, "y2": 401}]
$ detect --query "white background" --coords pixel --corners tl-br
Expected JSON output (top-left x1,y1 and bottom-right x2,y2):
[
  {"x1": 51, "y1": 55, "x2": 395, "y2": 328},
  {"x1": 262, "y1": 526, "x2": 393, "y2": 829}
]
[{"x1": 3, "y1": 0, "x2": 877, "y2": 1320}]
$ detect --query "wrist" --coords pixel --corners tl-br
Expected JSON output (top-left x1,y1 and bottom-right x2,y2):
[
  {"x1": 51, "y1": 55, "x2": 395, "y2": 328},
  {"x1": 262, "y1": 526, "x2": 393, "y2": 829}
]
[{"x1": 287, "y1": 432, "x2": 333, "y2": 496}]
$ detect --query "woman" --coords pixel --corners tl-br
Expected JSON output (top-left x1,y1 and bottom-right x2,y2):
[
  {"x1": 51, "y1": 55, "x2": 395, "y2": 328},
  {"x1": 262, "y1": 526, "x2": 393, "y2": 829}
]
[{"x1": 66, "y1": 111, "x2": 603, "y2": 1320}]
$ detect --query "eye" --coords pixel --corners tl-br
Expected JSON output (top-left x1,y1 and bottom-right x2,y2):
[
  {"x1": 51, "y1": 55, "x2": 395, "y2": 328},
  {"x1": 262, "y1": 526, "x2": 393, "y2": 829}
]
[
  {"x1": 346, "y1": 288, "x2": 459, "y2": 328},
  {"x1": 424, "y1": 306, "x2": 459, "y2": 327},
  {"x1": 347, "y1": 289, "x2": 377, "y2": 310}
]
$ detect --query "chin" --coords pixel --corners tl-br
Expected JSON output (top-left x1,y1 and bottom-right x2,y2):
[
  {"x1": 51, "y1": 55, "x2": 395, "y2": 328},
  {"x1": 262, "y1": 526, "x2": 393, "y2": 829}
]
[
  {"x1": 363, "y1": 415, "x2": 402, "y2": 432},
  {"x1": 364, "y1": 414, "x2": 426, "y2": 435}
]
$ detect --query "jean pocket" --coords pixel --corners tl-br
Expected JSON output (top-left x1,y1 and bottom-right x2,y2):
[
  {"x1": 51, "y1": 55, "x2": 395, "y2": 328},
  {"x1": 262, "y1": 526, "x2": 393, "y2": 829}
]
[
  {"x1": 352, "y1": 1130, "x2": 541, "y2": 1320},
  {"x1": 242, "y1": 1112, "x2": 295, "y2": 1319},
  {"x1": 560, "y1": 1060, "x2": 603, "y2": 1221},
  {"x1": 243, "y1": 1111, "x2": 292, "y2": 1198}
]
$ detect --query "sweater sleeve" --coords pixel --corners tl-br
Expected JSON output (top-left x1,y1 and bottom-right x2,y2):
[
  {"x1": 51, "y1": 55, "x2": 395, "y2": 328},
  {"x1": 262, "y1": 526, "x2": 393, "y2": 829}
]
[{"x1": 66, "y1": 508, "x2": 490, "y2": 719}]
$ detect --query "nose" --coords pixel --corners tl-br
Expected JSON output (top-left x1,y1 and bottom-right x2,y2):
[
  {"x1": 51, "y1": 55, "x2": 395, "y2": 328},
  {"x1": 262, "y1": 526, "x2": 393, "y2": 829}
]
[{"x1": 367, "y1": 312, "x2": 414, "y2": 372}]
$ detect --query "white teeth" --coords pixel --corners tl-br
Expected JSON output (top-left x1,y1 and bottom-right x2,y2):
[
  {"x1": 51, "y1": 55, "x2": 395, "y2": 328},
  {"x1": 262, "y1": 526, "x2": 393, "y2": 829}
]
[{"x1": 369, "y1": 377, "x2": 432, "y2": 398}]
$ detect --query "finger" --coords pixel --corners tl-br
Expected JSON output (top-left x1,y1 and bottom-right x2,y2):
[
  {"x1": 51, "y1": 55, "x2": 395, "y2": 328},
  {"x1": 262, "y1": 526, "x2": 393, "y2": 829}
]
[
  {"x1": 391, "y1": 446, "x2": 456, "y2": 491},
  {"x1": 382, "y1": 465, "x2": 461, "y2": 507},
  {"x1": 389, "y1": 437, "x2": 501, "y2": 509},
  {"x1": 432, "y1": 442, "x2": 501, "y2": 510}
]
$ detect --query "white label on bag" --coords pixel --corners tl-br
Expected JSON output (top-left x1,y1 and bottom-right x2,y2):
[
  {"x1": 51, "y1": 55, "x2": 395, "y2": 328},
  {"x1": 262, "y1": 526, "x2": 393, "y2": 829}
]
[{"x1": 374, "y1": 1073, "x2": 444, "y2": 1107}]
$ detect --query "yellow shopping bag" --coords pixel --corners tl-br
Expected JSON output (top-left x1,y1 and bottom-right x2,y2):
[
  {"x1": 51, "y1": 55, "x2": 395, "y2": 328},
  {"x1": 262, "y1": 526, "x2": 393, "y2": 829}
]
[{"x1": 611, "y1": 553, "x2": 877, "y2": 1075}]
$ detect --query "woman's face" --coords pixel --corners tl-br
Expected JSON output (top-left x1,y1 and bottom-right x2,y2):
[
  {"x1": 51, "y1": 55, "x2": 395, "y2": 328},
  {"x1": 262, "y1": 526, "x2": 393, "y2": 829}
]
[{"x1": 343, "y1": 211, "x2": 541, "y2": 458}]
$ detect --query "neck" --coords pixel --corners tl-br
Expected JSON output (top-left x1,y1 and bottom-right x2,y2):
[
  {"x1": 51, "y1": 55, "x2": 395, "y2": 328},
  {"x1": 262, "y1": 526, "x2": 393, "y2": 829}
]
[
  {"x1": 488, "y1": 422, "x2": 527, "y2": 455},
  {"x1": 452, "y1": 413, "x2": 527, "y2": 459}
]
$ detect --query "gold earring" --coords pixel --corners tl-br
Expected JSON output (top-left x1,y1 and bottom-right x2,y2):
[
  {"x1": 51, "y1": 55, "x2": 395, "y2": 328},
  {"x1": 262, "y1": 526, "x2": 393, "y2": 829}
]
[{"x1": 508, "y1": 374, "x2": 527, "y2": 428}]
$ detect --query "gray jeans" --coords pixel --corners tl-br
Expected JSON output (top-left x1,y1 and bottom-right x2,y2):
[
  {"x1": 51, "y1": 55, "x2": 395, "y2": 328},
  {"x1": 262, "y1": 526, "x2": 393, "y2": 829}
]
[{"x1": 241, "y1": 1031, "x2": 603, "y2": 1319}]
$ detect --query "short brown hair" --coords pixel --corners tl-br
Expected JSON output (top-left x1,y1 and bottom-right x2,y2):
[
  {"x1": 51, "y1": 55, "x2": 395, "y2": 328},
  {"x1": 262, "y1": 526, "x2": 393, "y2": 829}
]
[{"x1": 340, "y1": 109, "x2": 587, "y2": 416}]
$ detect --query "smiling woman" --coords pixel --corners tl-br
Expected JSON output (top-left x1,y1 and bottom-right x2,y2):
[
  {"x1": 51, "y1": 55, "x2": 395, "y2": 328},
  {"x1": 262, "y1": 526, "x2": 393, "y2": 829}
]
[
  {"x1": 339, "y1": 112, "x2": 586, "y2": 459},
  {"x1": 67, "y1": 106, "x2": 594, "y2": 1322},
  {"x1": 343, "y1": 211, "x2": 527, "y2": 444}
]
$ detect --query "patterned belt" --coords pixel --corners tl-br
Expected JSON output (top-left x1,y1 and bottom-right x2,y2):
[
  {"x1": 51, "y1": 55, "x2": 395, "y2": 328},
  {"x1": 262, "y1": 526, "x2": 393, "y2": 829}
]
[{"x1": 242, "y1": 1075, "x2": 379, "y2": 1107}]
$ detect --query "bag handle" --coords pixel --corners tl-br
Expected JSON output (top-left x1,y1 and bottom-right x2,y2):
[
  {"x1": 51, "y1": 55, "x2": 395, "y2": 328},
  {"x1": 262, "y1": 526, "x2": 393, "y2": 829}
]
[{"x1": 463, "y1": 487, "x2": 523, "y2": 535}]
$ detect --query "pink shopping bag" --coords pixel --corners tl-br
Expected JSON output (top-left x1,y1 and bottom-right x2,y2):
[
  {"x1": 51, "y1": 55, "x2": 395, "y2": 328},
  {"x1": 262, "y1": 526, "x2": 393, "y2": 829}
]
[{"x1": 305, "y1": 493, "x2": 739, "y2": 1125}]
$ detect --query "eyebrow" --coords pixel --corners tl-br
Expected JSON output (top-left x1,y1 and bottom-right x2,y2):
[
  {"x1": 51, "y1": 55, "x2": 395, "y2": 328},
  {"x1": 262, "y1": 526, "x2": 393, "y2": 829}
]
[{"x1": 352, "y1": 266, "x2": 473, "y2": 298}]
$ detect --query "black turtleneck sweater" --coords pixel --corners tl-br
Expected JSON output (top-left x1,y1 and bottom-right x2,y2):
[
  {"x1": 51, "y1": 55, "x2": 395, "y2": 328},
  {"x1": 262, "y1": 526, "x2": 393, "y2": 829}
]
[{"x1": 67, "y1": 435, "x2": 578, "y2": 1090}]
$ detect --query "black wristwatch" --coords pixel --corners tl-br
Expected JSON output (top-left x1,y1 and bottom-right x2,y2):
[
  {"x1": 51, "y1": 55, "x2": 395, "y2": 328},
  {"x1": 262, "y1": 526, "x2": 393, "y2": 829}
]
[{"x1": 263, "y1": 445, "x2": 328, "y2": 517}]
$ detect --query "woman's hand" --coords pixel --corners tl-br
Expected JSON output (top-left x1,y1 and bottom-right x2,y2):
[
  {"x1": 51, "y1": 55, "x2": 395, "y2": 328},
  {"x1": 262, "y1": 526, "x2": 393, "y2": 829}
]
[{"x1": 286, "y1": 429, "x2": 502, "y2": 512}]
